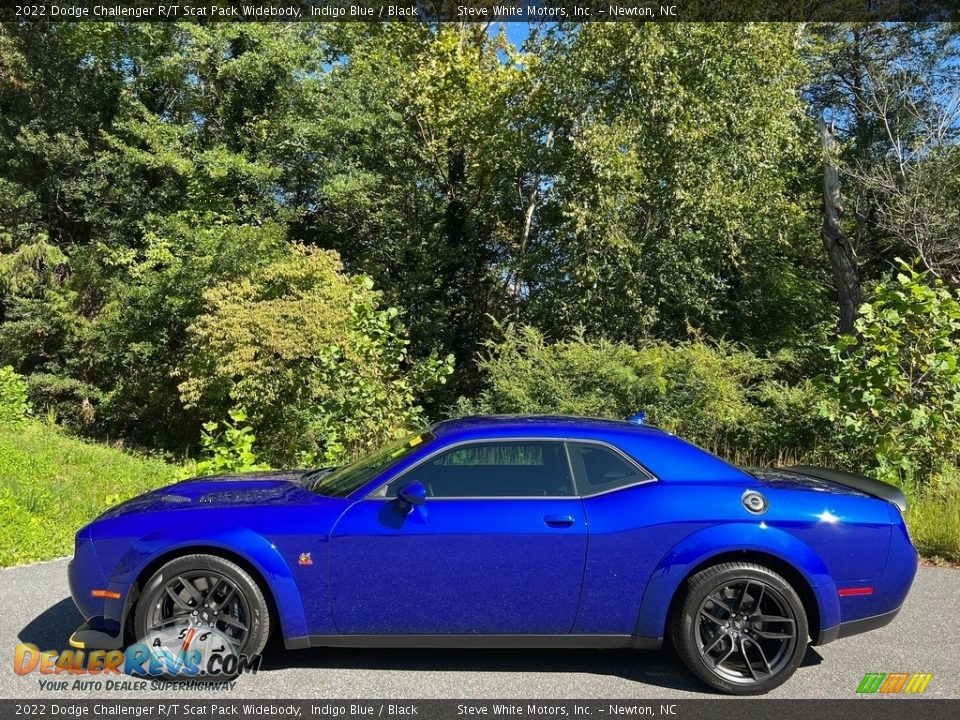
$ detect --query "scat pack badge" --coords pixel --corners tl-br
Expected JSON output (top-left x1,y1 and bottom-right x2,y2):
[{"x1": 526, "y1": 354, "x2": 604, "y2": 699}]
[{"x1": 299, "y1": 552, "x2": 313, "y2": 566}]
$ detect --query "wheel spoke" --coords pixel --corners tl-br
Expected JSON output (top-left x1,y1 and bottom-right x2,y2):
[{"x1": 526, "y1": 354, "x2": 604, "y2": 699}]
[
  {"x1": 178, "y1": 576, "x2": 203, "y2": 604},
  {"x1": 699, "y1": 609, "x2": 726, "y2": 627},
  {"x1": 213, "y1": 585, "x2": 236, "y2": 611},
  {"x1": 708, "y1": 593, "x2": 735, "y2": 614},
  {"x1": 754, "y1": 614, "x2": 795, "y2": 626},
  {"x1": 735, "y1": 582, "x2": 750, "y2": 611},
  {"x1": 712, "y1": 642, "x2": 736, "y2": 668},
  {"x1": 738, "y1": 638, "x2": 759, "y2": 680},
  {"x1": 700, "y1": 633, "x2": 726, "y2": 659},
  {"x1": 206, "y1": 577, "x2": 225, "y2": 600},
  {"x1": 217, "y1": 614, "x2": 247, "y2": 632},
  {"x1": 752, "y1": 628, "x2": 793, "y2": 640},
  {"x1": 165, "y1": 586, "x2": 192, "y2": 610},
  {"x1": 742, "y1": 636, "x2": 772, "y2": 677}
]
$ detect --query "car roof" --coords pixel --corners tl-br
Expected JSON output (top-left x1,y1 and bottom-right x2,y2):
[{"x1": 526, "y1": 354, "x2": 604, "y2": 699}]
[
  {"x1": 431, "y1": 414, "x2": 667, "y2": 440},
  {"x1": 427, "y1": 415, "x2": 751, "y2": 484}
]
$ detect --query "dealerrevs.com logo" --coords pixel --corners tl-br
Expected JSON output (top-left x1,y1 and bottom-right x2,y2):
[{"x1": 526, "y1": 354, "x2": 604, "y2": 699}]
[
  {"x1": 14, "y1": 622, "x2": 261, "y2": 690},
  {"x1": 856, "y1": 673, "x2": 933, "y2": 695}
]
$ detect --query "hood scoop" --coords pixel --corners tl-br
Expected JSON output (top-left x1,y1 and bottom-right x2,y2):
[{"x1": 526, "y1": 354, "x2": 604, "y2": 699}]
[{"x1": 198, "y1": 485, "x2": 296, "y2": 505}]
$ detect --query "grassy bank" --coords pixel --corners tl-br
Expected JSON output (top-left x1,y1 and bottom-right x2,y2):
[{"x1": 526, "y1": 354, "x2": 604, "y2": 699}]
[{"x1": 0, "y1": 423, "x2": 176, "y2": 567}]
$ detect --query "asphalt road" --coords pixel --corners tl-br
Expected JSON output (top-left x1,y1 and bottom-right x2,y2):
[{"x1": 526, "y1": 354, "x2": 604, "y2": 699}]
[{"x1": 1, "y1": 559, "x2": 957, "y2": 700}]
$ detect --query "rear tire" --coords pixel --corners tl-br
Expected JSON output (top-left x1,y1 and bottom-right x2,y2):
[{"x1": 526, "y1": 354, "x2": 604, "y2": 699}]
[{"x1": 671, "y1": 562, "x2": 808, "y2": 695}]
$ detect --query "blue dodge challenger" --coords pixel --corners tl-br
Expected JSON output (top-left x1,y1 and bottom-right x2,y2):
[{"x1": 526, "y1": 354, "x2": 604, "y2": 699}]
[{"x1": 69, "y1": 415, "x2": 917, "y2": 694}]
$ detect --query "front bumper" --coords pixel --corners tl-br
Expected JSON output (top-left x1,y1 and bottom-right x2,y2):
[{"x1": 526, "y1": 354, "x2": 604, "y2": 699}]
[
  {"x1": 68, "y1": 623, "x2": 124, "y2": 650},
  {"x1": 68, "y1": 528, "x2": 131, "y2": 640}
]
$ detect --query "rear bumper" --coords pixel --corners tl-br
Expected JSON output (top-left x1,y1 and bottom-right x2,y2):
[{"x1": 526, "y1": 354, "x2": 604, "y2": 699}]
[{"x1": 817, "y1": 605, "x2": 901, "y2": 645}]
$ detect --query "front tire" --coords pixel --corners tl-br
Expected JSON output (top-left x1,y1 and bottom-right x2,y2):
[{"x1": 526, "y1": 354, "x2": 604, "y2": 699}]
[
  {"x1": 133, "y1": 554, "x2": 270, "y2": 676},
  {"x1": 671, "y1": 562, "x2": 808, "y2": 695}
]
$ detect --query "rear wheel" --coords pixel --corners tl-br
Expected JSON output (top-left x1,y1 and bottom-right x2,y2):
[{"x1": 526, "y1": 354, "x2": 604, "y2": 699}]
[{"x1": 671, "y1": 562, "x2": 808, "y2": 695}]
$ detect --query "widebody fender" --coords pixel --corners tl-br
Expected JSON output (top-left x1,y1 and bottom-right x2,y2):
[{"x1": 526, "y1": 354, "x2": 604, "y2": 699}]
[
  {"x1": 101, "y1": 522, "x2": 309, "y2": 642},
  {"x1": 634, "y1": 523, "x2": 841, "y2": 641}
]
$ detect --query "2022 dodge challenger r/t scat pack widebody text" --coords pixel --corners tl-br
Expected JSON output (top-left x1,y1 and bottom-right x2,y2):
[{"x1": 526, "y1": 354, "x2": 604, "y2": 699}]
[{"x1": 68, "y1": 415, "x2": 917, "y2": 694}]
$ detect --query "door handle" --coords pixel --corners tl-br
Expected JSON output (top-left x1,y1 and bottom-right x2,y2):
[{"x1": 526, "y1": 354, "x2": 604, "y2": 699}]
[{"x1": 543, "y1": 514, "x2": 575, "y2": 527}]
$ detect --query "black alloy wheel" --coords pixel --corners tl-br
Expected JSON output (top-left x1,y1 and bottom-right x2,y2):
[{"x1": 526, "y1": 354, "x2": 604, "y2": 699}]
[
  {"x1": 146, "y1": 570, "x2": 252, "y2": 648},
  {"x1": 134, "y1": 554, "x2": 271, "y2": 674},
  {"x1": 672, "y1": 562, "x2": 809, "y2": 695}
]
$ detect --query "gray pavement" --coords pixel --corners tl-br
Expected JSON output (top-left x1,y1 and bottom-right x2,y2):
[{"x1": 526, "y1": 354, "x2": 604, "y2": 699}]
[{"x1": 1, "y1": 559, "x2": 957, "y2": 699}]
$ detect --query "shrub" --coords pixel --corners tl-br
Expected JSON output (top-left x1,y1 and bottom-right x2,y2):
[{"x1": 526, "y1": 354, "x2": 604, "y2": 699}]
[
  {"x1": 0, "y1": 365, "x2": 31, "y2": 427},
  {"x1": 179, "y1": 246, "x2": 454, "y2": 465},
  {"x1": 824, "y1": 263, "x2": 960, "y2": 483},
  {"x1": 459, "y1": 324, "x2": 828, "y2": 462},
  {"x1": 179, "y1": 408, "x2": 267, "y2": 479}
]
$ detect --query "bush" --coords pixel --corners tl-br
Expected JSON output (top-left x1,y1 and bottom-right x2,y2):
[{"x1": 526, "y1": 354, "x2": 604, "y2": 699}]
[
  {"x1": 0, "y1": 365, "x2": 31, "y2": 427},
  {"x1": 179, "y1": 246, "x2": 454, "y2": 465},
  {"x1": 459, "y1": 324, "x2": 828, "y2": 462},
  {"x1": 825, "y1": 263, "x2": 960, "y2": 483},
  {"x1": 179, "y1": 408, "x2": 268, "y2": 479}
]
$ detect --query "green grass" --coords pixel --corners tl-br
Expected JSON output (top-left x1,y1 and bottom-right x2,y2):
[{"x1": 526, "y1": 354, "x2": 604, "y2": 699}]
[
  {"x1": 906, "y1": 484, "x2": 960, "y2": 565},
  {"x1": 0, "y1": 422, "x2": 177, "y2": 567}
]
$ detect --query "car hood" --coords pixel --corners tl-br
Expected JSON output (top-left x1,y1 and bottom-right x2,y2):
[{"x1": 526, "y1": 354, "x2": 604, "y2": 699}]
[{"x1": 96, "y1": 468, "x2": 331, "y2": 520}]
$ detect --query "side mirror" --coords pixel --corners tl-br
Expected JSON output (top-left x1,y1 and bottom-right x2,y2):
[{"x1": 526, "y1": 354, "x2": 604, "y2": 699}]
[{"x1": 396, "y1": 480, "x2": 427, "y2": 512}]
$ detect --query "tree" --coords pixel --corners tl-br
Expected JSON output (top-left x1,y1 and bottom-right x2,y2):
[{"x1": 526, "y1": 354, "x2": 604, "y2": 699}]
[
  {"x1": 524, "y1": 23, "x2": 827, "y2": 350},
  {"x1": 806, "y1": 23, "x2": 960, "y2": 329},
  {"x1": 180, "y1": 245, "x2": 453, "y2": 464}
]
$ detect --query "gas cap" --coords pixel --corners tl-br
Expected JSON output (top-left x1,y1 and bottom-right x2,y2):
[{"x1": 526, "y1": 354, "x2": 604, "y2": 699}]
[{"x1": 742, "y1": 490, "x2": 768, "y2": 515}]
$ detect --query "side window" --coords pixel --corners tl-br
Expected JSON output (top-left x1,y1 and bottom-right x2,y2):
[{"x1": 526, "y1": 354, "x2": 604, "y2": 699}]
[
  {"x1": 567, "y1": 442, "x2": 650, "y2": 495},
  {"x1": 385, "y1": 441, "x2": 575, "y2": 498}
]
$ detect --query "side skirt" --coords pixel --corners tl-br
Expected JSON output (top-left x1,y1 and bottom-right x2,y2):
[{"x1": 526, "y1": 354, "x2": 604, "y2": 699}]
[{"x1": 284, "y1": 635, "x2": 661, "y2": 651}]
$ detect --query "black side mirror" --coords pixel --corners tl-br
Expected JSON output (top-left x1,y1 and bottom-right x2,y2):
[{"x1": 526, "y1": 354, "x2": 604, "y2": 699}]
[{"x1": 397, "y1": 480, "x2": 427, "y2": 508}]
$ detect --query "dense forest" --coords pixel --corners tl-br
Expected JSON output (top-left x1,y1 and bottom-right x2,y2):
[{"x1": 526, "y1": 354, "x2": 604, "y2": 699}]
[{"x1": 1, "y1": 22, "x2": 959, "y2": 501}]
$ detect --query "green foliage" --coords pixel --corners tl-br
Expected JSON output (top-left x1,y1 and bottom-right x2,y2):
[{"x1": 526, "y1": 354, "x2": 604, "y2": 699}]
[
  {"x1": 0, "y1": 365, "x2": 31, "y2": 427},
  {"x1": 460, "y1": 324, "x2": 828, "y2": 461},
  {"x1": 825, "y1": 263, "x2": 960, "y2": 482},
  {"x1": 526, "y1": 24, "x2": 827, "y2": 349},
  {"x1": 180, "y1": 246, "x2": 454, "y2": 465},
  {"x1": 900, "y1": 467, "x2": 960, "y2": 564},
  {"x1": 0, "y1": 423, "x2": 176, "y2": 567},
  {"x1": 180, "y1": 408, "x2": 267, "y2": 479}
]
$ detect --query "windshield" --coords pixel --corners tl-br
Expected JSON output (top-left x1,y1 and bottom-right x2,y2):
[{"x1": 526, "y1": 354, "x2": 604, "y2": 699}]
[{"x1": 307, "y1": 431, "x2": 435, "y2": 498}]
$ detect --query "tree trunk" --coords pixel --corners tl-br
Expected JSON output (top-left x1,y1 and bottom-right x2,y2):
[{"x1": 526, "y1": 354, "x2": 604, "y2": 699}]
[{"x1": 819, "y1": 117, "x2": 862, "y2": 336}]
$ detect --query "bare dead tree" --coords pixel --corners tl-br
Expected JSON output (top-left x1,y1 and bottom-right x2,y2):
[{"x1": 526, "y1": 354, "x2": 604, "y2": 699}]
[
  {"x1": 820, "y1": 117, "x2": 863, "y2": 336},
  {"x1": 846, "y1": 61, "x2": 960, "y2": 283}
]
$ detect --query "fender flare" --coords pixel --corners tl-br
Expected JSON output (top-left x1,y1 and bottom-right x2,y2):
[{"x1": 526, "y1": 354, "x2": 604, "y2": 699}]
[
  {"x1": 104, "y1": 522, "x2": 309, "y2": 643},
  {"x1": 634, "y1": 523, "x2": 841, "y2": 641}
]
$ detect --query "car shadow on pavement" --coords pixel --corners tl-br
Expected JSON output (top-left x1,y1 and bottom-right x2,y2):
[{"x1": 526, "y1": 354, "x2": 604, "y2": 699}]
[
  {"x1": 258, "y1": 644, "x2": 823, "y2": 693},
  {"x1": 19, "y1": 597, "x2": 83, "y2": 649}
]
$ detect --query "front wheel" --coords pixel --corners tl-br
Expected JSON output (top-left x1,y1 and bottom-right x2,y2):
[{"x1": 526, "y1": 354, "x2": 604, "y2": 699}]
[
  {"x1": 133, "y1": 554, "x2": 270, "y2": 679},
  {"x1": 671, "y1": 562, "x2": 808, "y2": 695}
]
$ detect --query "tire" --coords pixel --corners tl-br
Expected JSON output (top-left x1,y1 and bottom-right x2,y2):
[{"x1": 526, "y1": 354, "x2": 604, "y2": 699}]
[
  {"x1": 133, "y1": 554, "x2": 270, "y2": 678},
  {"x1": 671, "y1": 562, "x2": 808, "y2": 695}
]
